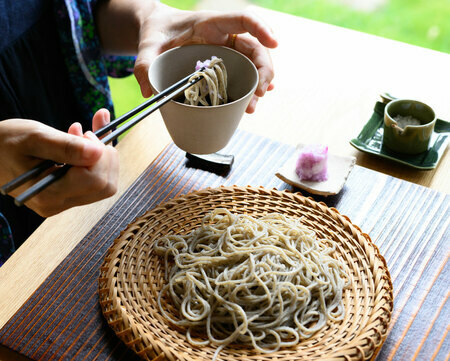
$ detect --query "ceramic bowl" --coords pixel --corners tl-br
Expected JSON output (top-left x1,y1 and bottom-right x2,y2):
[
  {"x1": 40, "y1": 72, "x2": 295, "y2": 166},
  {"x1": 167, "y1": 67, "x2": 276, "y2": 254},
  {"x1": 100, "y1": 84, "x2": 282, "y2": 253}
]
[
  {"x1": 148, "y1": 44, "x2": 258, "y2": 154},
  {"x1": 383, "y1": 99, "x2": 436, "y2": 155}
]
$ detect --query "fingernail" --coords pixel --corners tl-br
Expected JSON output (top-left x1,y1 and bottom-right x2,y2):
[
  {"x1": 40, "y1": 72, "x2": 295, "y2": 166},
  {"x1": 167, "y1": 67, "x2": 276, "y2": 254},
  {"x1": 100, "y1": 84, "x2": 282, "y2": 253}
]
[
  {"x1": 102, "y1": 110, "x2": 109, "y2": 125},
  {"x1": 84, "y1": 131, "x2": 99, "y2": 141}
]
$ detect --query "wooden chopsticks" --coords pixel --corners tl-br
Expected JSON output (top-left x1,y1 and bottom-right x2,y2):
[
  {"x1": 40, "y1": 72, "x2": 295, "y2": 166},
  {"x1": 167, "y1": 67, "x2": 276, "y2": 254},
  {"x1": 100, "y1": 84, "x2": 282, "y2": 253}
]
[{"x1": 0, "y1": 69, "x2": 204, "y2": 206}]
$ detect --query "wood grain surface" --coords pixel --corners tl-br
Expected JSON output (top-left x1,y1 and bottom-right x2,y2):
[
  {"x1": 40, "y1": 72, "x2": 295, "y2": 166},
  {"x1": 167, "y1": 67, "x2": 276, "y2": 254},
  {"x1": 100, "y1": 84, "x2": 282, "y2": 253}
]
[{"x1": 0, "y1": 130, "x2": 448, "y2": 361}]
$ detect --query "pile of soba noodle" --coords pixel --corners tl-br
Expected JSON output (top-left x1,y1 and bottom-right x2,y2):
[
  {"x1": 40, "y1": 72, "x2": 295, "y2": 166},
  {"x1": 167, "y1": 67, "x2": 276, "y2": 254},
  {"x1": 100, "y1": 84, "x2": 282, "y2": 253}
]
[
  {"x1": 184, "y1": 56, "x2": 228, "y2": 106},
  {"x1": 154, "y1": 208, "x2": 349, "y2": 359}
]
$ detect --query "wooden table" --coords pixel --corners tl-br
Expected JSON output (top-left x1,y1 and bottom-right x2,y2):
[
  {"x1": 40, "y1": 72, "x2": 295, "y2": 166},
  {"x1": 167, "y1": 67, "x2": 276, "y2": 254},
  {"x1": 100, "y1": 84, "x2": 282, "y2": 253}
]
[{"x1": 0, "y1": 6, "x2": 449, "y2": 361}]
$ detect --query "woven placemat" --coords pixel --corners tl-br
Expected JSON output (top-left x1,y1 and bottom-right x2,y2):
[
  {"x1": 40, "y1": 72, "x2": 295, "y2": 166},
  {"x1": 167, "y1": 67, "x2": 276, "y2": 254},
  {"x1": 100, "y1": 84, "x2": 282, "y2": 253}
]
[{"x1": 99, "y1": 185, "x2": 393, "y2": 361}]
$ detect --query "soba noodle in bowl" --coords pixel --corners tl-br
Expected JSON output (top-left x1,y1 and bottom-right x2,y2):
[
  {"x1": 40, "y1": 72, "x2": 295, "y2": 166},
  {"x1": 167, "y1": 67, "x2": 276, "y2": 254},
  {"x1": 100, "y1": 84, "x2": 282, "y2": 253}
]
[
  {"x1": 184, "y1": 56, "x2": 228, "y2": 106},
  {"x1": 154, "y1": 208, "x2": 350, "y2": 360},
  {"x1": 148, "y1": 44, "x2": 258, "y2": 154}
]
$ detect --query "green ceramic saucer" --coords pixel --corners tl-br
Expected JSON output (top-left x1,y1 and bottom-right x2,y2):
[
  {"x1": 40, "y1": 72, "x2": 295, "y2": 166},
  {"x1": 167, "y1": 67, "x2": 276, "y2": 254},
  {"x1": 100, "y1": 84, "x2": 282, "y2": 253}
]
[{"x1": 350, "y1": 102, "x2": 450, "y2": 170}]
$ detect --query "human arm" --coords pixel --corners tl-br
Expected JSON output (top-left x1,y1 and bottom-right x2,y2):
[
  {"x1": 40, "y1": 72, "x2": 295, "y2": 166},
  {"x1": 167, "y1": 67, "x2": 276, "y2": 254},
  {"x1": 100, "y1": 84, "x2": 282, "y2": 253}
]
[
  {"x1": 94, "y1": 0, "x2": 278, "y2": 113},
  {"x1": 0, "y1": 110, "x2": 118, "y2": 217}
]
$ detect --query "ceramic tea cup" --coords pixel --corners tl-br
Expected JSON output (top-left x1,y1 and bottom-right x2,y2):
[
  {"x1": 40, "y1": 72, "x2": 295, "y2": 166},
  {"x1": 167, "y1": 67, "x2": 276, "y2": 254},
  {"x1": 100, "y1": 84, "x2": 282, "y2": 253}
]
[
  {"x1": 148, "y1": 44, "x2": 258, "y2": 154},
  {"x1": 383, "y1": 99, "x2": 436, "y2": 154}
]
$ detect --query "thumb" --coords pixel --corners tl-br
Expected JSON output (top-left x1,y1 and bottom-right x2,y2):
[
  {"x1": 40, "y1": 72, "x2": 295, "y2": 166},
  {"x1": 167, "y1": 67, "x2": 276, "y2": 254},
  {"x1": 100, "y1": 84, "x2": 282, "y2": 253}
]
[
  {"x1": 26, "y1": 125, "x2": 104, "y2": 166},
  {"x1": 134, "y1": 46, "x2": 160, "y2": 98}
]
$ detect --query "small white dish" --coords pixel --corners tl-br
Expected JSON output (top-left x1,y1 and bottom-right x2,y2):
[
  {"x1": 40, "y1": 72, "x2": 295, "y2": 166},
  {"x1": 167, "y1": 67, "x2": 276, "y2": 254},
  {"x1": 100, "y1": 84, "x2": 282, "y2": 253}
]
[{"x1": 275, "y1": 144, "x2": 356, "y2": 196}]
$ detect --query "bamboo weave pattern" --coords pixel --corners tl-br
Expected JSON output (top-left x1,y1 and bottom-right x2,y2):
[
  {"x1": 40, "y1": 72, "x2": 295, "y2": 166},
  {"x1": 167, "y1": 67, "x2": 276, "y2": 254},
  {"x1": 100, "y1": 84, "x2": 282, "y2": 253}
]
[{"x1": 99, "y1": 185, "x2": 393, "y2": 361}]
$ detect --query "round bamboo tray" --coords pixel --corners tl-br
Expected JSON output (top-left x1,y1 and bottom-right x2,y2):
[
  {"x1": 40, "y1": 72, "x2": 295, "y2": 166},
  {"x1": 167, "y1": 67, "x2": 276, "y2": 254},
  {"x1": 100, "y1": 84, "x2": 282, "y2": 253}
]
[{"x1": 99, "y1": 186, "x2": 393, "y2": 361}]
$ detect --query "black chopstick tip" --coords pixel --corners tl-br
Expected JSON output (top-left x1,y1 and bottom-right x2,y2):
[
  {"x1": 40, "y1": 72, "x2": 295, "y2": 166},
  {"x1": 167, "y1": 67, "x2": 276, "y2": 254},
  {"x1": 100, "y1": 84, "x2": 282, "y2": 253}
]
[{"x1": 14, "y1": 199, "x2": 24, "y2": 207}]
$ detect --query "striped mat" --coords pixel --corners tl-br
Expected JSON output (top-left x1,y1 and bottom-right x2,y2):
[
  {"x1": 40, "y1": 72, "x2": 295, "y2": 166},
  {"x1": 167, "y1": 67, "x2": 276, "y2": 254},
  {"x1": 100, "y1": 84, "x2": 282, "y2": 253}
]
[{"x1": 0, "y1": 130, "x2": 448, "y2": 361}]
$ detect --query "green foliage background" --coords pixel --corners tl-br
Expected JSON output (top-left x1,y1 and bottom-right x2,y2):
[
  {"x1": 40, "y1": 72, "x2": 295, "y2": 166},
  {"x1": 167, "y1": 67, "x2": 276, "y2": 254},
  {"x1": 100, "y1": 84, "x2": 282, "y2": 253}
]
[
  {"x1": 253, "y1": 0, "x2": 449, "y2": 54},
  {"x1": 109, "y1": 0, "x2": 449, "y2": 118}
]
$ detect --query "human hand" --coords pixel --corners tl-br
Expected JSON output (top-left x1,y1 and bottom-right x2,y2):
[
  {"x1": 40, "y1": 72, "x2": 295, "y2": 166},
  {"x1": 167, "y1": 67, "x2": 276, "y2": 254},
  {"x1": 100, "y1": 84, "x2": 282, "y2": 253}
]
[
  {"x1": 0, "y1": 109, "x2": 119, "y2": 217},
  {"x1": 133, "y1": 4, "x2": 278, "y2": 113}
]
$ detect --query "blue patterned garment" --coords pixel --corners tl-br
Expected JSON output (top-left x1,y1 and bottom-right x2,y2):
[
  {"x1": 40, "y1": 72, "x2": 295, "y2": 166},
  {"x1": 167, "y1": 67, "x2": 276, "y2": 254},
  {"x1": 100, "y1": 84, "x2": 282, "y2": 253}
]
[
  {"x1": 0, "y1": 0, "x2": 136, "y2": 265},
  {"x1": 54, "y1": 0, "x2": 136, "y2": 123}
]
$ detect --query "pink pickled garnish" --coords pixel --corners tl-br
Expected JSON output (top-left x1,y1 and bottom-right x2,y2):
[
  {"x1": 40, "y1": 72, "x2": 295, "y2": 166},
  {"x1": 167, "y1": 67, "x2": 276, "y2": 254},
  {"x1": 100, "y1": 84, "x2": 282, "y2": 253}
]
[
  {"x1": 195, "y1": 61, "x2": 203, "y2": 71},
  {"x1": 195, "y1": 57, "x2": 215, "y2": 70},
  {"x1": 295, "y1": 145, "x2": 328, "y2": 182}
]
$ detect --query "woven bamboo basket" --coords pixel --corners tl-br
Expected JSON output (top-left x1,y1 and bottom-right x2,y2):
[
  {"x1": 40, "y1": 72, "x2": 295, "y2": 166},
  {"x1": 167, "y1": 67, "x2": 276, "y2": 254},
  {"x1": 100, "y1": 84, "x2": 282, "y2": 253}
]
[{"x1": 99, "y1": 186, "x2": 393, "y2": 361}]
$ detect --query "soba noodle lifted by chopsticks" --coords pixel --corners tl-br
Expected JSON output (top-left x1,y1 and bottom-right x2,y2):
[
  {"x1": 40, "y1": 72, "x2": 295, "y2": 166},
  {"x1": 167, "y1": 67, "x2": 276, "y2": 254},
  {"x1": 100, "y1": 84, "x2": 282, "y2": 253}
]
[
  {"x1": 154, "y1": 209, "x2": 349, "y2": 359},
  {"x1": 184, "y1": 56, "x2": 228, "y2": 106}
]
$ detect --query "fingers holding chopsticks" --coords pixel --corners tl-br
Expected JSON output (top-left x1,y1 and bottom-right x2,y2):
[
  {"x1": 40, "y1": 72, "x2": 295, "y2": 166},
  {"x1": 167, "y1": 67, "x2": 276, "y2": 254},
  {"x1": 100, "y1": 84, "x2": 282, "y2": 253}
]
[
  {"x1": 3, "y1": 71, "x2": 201, "y2": 211},
  {"x1": 28, "y1": 137, "x2": 119, "y2": 217},
  {"x1": 68, "y1": 108, "x2": 111, "y2": 138},
  {"x1": 2, "y1": 72, "x2": 200, "y2": 211},
  {"x1": 32, "y1": 110, "x2": 118, "y2": 216},
  {"x1": 0, "y1": 116, "x2": 119, "y2": 217},
  {"x1": 22, "y1": 122, "x2": 104, "y2": 168}
]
